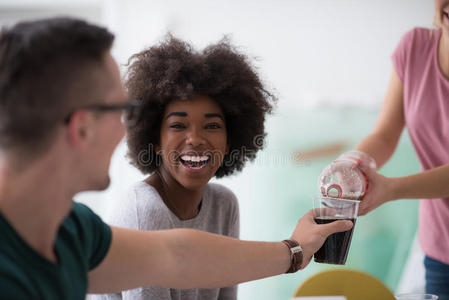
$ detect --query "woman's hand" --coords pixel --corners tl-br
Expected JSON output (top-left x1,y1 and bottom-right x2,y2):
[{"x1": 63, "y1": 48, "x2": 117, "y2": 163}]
[{"x1": 358, "y1": 164, "x2": 395, "y2": 216}]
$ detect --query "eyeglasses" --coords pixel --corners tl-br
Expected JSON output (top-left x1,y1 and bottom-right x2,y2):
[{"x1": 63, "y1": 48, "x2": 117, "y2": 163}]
[{"x1": 64, "y1": 100, "x2": 142, "y2": 127}]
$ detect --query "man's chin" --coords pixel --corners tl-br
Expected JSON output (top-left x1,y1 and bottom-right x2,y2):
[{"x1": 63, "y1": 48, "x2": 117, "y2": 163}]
[
  {"x1": 98, "y1": 177, "x2": 111, "y2": 191},
  {"x1": 88, "y1": 176, "x2": 111, "y2": 192}
]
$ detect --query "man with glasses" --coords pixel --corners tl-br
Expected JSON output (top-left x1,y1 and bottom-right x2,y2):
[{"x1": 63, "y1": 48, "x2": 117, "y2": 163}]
[{"x1": 0, "y1": 17, "x2": 352, "y2": 299}]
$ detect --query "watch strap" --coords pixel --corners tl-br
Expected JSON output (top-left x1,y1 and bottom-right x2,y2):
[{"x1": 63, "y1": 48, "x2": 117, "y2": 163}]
[{"x1": 281, "y1": 239, "x2": 303, "y2": 273}]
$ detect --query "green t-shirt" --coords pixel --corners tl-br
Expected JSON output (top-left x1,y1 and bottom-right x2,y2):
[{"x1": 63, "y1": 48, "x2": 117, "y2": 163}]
[{"x1": 0, "y1": 202, "x2": 112, "y2": 299}]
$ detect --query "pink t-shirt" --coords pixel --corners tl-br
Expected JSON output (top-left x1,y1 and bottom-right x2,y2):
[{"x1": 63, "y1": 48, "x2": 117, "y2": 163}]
[{"x1": 392, "y1": 28, "x2": 449, "y2": 265}]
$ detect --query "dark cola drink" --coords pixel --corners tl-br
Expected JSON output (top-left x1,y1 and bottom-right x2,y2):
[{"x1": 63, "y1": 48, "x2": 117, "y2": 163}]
[{"x1": 314, "y1": 217, "x2": 356, "y2": 265}]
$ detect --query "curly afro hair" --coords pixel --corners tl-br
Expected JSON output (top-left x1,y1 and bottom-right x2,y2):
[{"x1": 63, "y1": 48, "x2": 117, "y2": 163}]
[{"x1": 125, "y1": 36, "x2": 275, "y2": 178}]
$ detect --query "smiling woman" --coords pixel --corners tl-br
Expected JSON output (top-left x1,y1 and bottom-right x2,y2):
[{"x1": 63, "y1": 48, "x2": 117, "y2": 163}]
[{"x1": 91, "y1": 36, "x2": 275, "y2": 300}]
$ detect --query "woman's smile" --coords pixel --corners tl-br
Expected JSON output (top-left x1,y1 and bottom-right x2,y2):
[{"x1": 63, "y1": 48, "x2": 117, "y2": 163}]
[{"x1": 179, "y1": 154, "x2": 211, "y2": 170}]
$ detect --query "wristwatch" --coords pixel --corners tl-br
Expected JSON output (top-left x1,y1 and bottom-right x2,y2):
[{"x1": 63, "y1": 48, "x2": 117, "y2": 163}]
[{"x1": 282, "y1": 239, "x2": 303, "y2": 273}]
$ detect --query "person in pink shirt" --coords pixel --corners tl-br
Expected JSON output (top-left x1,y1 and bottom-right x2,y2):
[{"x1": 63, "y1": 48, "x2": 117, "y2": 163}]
[{"x1": 321, "y1": 0, "x2": 449, "y2": 298}]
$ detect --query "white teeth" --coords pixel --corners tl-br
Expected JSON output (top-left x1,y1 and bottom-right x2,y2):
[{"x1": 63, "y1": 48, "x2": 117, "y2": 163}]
[{"x1": 180, "y1": 155, "x2": 209, "y2": 163}]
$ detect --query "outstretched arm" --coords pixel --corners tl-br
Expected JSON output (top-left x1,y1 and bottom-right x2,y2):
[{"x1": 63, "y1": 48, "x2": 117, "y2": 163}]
[
  {"x1": 88, "y1": 211, "x2": 352, "y2": 293},
  {"x1": 359, "y1": 163, "x2": 449, "y2": 215},
  {"x1": 388, "y1": 164, "x2": 449, "y2": 200}
]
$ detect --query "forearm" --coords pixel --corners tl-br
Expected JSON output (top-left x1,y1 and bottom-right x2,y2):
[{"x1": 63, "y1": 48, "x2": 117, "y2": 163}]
[
  {"x1": 90, "y1": 213, "x2": 352, "y2": 293},
  {"x1": 89, "y1": 227, "x2": 290, "y2": 293},
  {"x1": 164, "y1": 229, "x2": 289, "y2": 289},
  {"x1": 356, "y1": 132, "x2": 400, "y2": 169},
  {"x1": 389, "y1": 164, "x2": 449, "y2": 201}
]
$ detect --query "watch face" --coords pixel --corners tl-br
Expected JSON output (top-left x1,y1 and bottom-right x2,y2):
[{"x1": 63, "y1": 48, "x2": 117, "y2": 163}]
[{"x1": 291, "y1": 245, "x2": 302, "y2": 253}]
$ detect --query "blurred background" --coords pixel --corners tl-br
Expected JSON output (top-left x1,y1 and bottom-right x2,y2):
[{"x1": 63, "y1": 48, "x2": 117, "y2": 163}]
[{"x1": 0, "y1": 0, "x2": 433, "y2": 298}]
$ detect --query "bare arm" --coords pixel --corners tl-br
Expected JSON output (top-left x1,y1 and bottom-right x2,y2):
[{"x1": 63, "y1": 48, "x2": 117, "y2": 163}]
[
  {"x1": 356, "y1": 67, "x2": 405, "y2": 168},
  {"x1": 390, "y1": 164, "x2": 449, "y2": 200},
  {"x1": 358, "y1": 163, "x2": 449, "y2": 215},
  {"x1": 88, "y1": 211, "x2": 352, "y2": 293}
]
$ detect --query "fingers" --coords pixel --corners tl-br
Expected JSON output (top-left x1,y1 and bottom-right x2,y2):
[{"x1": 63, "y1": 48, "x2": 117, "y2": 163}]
[
  {"x1": 319, "y1": 220, "x2": 353, "y2": 237},
  {"x1": 358, "y1": 163, "x2": 376, "y2": 193},
  {"x1": 358, "y1": 207, "x2": 368, "y2": 216},
  {"x1": 359, "y1": 162, "x2": 377, "y2": 179},
  {"x1": 357, "y1": 201, "x2": 367, "y2": 216},
  {"x1": 357, "y1": 161, "x2": 369, "y2": 173},
  {"x1": 358, "y1": 200, "x2": 379, "y2": 216}
]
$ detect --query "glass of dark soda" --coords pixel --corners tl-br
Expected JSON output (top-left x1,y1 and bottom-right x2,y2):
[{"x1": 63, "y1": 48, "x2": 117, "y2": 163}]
[{"x1": 313, "y1": 196, "x2": 359, "y2": 265}]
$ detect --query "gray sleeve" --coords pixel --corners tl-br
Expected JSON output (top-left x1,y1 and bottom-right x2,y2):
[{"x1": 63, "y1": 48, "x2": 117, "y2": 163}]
[
  {"x1": 88, "y1": 293, "x2": 122, "y2": 300},
  {"x1": 221, "y1": 185, "x2": 239, "y2": 240},
  {"x1": 210, "y1": 183, "x2": 240, "y2": 239},
  {"x1": 230, "y1": 196, "x2": 240, "y2": 239}
]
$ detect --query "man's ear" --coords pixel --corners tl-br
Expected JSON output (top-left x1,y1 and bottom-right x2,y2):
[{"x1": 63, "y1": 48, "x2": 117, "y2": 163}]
[{"x1": 66, "y1": 111, "x2": 93, "y2": 147}]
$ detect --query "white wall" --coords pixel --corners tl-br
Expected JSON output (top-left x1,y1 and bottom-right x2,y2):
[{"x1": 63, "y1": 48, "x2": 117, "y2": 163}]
[
  {"x1": 1, "y1": 0, "x2": 433, "y2": 108},
  {"x1": 106, "y1": 0, "x2": 433, "y2": 109}
]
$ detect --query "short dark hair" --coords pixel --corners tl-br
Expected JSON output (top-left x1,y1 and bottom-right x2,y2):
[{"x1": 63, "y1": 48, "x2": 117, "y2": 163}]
[
  {"x1": 126, "y1": 36, "x2": 275, "y2": 178},
  {"x1": 0, "y1": 17, "x2": 114, "y2": 155}
]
